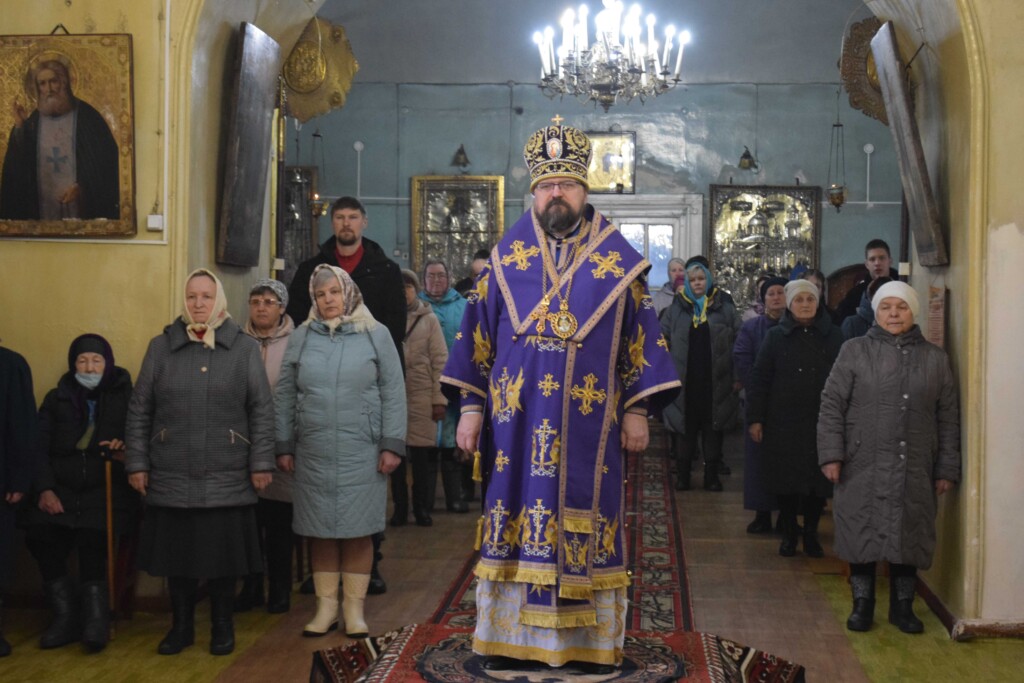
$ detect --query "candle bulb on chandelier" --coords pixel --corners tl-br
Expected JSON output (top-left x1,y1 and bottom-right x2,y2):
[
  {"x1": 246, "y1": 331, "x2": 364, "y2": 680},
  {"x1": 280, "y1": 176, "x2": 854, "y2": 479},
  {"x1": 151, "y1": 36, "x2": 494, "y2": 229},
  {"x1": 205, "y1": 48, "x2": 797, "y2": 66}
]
[
  {"x1": 577, "y1": 4, "x2": 589, "y2": 50},
  {"x1": 662, "y1": 25, "x2": 675, "y2": 72},
  {"x1": 674, "y1": 30, "x2": 690, "y2": 79},
  {"x1": 545, "y1": 26, "x2": 557, "y2": 78},
  {"x1": 533, "y1": 32, "x2": 548, "y2": 77},
  {"x1": 646, "y1": 13, "x2": 656, "y2": 57}
]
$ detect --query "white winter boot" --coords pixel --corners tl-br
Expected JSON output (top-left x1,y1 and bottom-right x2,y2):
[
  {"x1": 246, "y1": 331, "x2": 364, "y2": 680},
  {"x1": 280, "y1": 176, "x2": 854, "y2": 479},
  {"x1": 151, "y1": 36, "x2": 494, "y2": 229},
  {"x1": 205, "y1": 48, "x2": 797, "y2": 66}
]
[
  {"x1": 341, "y1": 572, "x2": 370, "y2": 638},
  {"x1": 302, "y1": 571, "x2": 340, "y2": 637}
]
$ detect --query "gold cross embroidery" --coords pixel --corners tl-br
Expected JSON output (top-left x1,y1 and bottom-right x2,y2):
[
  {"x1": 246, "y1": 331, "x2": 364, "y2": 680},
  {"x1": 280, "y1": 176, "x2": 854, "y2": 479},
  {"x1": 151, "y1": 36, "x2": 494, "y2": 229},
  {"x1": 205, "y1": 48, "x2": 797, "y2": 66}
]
[
  {"x1": 500, "y1": 240, "x2": 541, "y2": 271},
  {"x1": 495, "y1": 450, "x2": 510, "y2": 473},
  {"x1": 657, "y1": 335, "x2": 669, "y2": 350},
  {"x1": 570, "y1": 373, "x2": 607, "y2": 415},
  {"x1": 537, "y1": 373, "x2": 561, "y2": 397},
  {"x1": 551, "y1": 114, "x2": 564, "y2": 126},
  {"x1": 455, "y1": 331, "x2": 463, "y2": 341},
  {"x1": 589, "y1": 251, "x2": 625, "y2": 279}
]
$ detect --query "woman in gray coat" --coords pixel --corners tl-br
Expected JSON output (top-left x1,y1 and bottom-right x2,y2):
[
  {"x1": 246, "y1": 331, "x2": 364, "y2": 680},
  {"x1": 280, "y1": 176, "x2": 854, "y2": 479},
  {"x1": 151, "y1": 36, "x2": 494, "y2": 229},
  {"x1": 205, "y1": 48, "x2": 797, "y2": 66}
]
[
  {"x1": 275, "y1": 264, "x2": 406, "y2": 640},
  {"x1": 126, "y1": 269, "x2": 275, "y2": 656},
  {"x1": 818, "y1": 281, "x2": 960, "y2": 635}
]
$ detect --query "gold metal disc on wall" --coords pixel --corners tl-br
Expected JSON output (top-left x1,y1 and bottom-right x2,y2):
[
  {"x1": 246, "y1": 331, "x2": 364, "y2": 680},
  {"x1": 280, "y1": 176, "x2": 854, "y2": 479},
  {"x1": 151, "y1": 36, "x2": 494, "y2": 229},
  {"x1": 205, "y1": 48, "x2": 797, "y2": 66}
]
[
  {"x1": 840, "y1": 16, "x2": 888, "y2": 126},
  {"x1": 283, "y1": 17, "x2": 358, "y2": 123}
]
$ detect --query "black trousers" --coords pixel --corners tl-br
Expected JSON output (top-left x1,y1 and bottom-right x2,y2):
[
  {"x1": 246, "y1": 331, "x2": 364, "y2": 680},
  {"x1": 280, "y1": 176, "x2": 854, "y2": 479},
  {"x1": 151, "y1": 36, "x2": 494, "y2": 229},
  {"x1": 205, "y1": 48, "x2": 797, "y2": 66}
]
[
  {"x1": 26, "y1": 524, "x2": 107, "y2": 583},
  {"x1": 850, "y1": 562, "x2": 917, "y2": 578},
  {"x1": 679, "y1": 415, "x2": 723, "y2": 469},
  {"x1": 256, "y1": 498, "x2": 293, "y2": 585}
]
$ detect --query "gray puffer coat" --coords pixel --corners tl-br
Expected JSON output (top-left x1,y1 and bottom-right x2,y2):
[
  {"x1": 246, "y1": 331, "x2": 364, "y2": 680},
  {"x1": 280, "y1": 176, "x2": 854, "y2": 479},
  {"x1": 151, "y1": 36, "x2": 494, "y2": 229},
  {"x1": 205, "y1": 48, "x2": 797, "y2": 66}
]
[
  {"x1": 817, "y1": 325, "x2": 960, "y2": 569},
  {"x1": 125, "y1": 319, "x2": 275, "y2": 508},
  {"x1": 660, "y1": 287, "x2": 741, "y2": 433},
  {"x1": 275, "y1": 321, "x2": 406, "y2": 539}
]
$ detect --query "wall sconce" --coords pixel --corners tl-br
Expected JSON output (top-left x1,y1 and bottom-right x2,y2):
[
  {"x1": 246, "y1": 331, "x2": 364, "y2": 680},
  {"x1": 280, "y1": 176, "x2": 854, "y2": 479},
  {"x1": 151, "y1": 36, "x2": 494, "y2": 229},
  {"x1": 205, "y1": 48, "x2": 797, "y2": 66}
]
[
  {"x1": 451, "y1": 144, "x2": 471, "y2": 173},
  {"x1": 738, "y1": 146, "x2": 759, "y2": 171}
]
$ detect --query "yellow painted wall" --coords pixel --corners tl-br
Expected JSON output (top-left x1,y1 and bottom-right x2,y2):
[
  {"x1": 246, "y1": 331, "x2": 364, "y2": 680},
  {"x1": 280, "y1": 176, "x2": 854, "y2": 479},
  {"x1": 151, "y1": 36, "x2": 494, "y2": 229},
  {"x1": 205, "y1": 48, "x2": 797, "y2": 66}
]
[{"x1": 0, "y1": 0, "x2": 174, "y2": 397}]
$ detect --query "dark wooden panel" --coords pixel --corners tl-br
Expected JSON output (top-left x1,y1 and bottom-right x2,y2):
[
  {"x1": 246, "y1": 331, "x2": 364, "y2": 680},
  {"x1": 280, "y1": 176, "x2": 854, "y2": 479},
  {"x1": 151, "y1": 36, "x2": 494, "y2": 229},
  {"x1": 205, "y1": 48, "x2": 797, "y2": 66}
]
[
  {"x1": 871, "y1": 21, "x2": 948, "y2": 266},
  {"x1": 216, "y1": 22, "x2": 282, "y2": 267}
]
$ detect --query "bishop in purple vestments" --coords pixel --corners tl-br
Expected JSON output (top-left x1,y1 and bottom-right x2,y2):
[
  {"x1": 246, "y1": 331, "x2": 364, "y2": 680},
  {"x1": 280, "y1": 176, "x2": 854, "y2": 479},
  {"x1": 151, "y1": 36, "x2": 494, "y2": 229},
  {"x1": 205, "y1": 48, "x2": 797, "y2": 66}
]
[{"x1": 441, "y1": 122, "x2": 679, "y2": 671}]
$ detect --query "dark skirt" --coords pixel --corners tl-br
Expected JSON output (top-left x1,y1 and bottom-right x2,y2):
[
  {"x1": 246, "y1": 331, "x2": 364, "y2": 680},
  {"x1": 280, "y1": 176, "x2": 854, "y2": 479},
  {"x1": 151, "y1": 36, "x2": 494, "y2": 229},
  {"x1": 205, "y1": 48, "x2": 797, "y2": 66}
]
[{"x1": 138, "y1": 505, "x2": 262, "y2": 579}]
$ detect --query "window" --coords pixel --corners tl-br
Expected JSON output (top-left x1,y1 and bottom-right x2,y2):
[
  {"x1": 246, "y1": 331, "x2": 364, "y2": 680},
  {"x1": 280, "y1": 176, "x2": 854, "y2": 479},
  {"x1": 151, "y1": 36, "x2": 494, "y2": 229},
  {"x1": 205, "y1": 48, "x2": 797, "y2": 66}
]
[{"x1": 620, "y1": 223, "x2": 675, "y2": 289}]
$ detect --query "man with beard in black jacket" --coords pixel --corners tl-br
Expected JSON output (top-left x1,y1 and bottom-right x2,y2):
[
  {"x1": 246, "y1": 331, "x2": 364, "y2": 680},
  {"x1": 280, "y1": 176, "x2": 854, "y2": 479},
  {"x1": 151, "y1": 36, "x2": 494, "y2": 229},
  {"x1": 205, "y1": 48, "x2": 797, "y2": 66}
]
[{"x1": 285, "y1": 196, "x2": 406, "y2": 595}]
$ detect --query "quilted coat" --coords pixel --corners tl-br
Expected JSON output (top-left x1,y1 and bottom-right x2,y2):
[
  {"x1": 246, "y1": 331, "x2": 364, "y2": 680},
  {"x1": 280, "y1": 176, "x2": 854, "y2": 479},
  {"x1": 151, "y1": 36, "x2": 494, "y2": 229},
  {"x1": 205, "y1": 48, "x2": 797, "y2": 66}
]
[
  {"x1": 418, "y1": 288, "x2": 466, "y2": 448},
  {"x1": 660, "y1": 287, "x2": 742, "y2": 433},
  {"x1": 125, "y1": 319, "x2": 276, "y2": 509},
  {"x1": 275, "y1": 321, "x2": 406, "y2": 539},
  {"x1": 817, "y1": 325, "x2": 960, "y2": 569},
  {"x1": 403, "y1": 300, "x2": 448, "y2": 448}
]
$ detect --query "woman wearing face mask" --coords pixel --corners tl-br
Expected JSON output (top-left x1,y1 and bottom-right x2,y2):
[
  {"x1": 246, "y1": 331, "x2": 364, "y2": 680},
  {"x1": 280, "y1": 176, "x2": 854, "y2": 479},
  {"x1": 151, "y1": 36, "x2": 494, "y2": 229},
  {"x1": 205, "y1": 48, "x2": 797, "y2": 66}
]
[
  {"x1": 126, "y1": 269, "x2": 275, "y2": 656},
  {"x1": 661, "y1": 256, "x2": 742, "y2": 491},
  {"x1": 25, "y1": 334, "x2": 136, "y2": 653}
]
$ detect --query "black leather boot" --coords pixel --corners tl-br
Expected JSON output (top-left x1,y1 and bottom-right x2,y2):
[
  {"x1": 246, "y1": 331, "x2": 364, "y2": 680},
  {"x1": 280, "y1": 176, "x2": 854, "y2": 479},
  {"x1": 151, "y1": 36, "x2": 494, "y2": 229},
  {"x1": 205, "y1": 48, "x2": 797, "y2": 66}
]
[
  {"x1": 702, "y1": 464, "x2": 723, "y2": 492},
  {"x1": 746, "y1": 510, "x2": 773, "y2": 534},
  {"x1": 80, "y1": 581, "x2": 110, "y2": 652},
  {"x1": 778, "y1": 514, "x2": 798, "y2": 557},
  {"x1": 888, "y1": 575, "x2": 924, "y2": 633},
  {"x1": 411, "y1": 449, "x2": 437, "y2": 526},
  {"x1": 40, "y1": 576, "x2": 78, "y2": 649},
  {"x1": 0, "y1": 596, "x2": 11, "y2": 657},
  {"x1": 846, "y1": 574, "x2": 875, "y2": 631},
  {"x1": 389, "y1": 458, "x2": 409, "y2": 526},
  {"x1": 368, "y1": 534, "x2": 387, "y2": 595},
  {"x1": 802, "y1": 507, "x2": 824, "y2": 558},
  {"x1": 441, "y1": 458, "x2": 468, "y2": 512},
  {"x1": 674, "y1": 440, "x2": 690, "y2": 490},
  {"x1": 266, "y1": 579, "x2": 291, "y2": 614},
  {"x1": 209, "y1": 578, "x2": 236, "y2": 655},
  {"x1": 158, "y1": 577, "x2": 196, "y2": 655},
  {"x1": 233, "y1": 573, "x2": 264, "y2": 612}
]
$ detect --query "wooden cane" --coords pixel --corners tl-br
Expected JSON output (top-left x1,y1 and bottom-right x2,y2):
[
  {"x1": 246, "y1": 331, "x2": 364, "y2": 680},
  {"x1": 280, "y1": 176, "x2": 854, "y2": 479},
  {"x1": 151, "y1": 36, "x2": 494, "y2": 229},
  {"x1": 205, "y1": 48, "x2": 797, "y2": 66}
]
[{"x1": 105, "y1": 458, "x2": 116, "y2": 639}]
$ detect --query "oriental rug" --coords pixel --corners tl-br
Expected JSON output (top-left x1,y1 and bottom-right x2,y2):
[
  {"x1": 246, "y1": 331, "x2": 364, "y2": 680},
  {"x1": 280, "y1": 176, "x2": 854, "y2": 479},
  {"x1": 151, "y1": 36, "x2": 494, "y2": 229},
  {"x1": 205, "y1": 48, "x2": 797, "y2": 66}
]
[{"x1": 315, "y1": 623, "x2": 804, "y2": 683}]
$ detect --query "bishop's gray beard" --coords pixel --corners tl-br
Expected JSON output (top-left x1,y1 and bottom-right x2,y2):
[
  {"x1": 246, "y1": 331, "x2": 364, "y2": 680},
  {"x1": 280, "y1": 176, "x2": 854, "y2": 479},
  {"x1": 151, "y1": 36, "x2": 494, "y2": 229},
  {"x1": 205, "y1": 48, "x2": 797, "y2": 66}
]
[{"x1": 535, "y1": 199, "x2": 582, "y2": 238}]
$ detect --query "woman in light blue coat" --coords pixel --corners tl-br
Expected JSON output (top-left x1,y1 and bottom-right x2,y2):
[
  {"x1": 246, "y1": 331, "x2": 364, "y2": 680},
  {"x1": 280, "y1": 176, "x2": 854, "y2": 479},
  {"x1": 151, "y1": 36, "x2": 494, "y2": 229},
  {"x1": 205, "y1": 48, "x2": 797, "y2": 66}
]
[{"x1": 275, "y1": 264, "x2": 406, "y2": 640}]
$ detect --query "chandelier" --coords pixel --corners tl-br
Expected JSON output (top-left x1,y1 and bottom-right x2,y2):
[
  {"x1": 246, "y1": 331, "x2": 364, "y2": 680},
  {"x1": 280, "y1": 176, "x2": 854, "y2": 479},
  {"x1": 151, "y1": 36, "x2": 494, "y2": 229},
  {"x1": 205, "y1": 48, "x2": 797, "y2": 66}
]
[{"x1": 533, "y1": 1, "x2": 690, "y2": 112}]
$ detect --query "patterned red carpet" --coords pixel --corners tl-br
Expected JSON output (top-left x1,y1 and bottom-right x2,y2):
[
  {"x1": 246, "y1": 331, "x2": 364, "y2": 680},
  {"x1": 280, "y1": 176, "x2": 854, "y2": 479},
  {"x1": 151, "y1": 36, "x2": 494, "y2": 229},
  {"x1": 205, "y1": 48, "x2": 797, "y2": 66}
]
[{"x1": 311, "y1": 433, "x2": 805, "y2": 682}]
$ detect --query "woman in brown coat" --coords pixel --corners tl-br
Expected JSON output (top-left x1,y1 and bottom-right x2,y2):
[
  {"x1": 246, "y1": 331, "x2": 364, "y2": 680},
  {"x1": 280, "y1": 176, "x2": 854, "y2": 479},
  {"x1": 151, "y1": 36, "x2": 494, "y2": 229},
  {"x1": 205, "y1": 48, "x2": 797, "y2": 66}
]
[
  {"x1": 818, "y1": 281, "x2": 960, "y2": 634},
  {"x1": 390, "y1": 270, "x2": 448, "y2": 526}
]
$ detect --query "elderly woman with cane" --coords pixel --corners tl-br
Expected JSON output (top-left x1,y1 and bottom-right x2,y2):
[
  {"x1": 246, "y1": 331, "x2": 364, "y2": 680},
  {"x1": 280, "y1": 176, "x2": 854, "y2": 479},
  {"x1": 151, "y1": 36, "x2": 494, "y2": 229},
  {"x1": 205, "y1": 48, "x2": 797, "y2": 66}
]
[{"x1": 25, "y1": 334, "x2": 136, "y2": 653}]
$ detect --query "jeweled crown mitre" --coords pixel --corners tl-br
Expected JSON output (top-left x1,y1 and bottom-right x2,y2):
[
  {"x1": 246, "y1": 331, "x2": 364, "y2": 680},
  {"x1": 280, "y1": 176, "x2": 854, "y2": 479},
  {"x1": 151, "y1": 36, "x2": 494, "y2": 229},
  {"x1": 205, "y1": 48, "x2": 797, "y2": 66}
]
[{"x1": 523, "y1": 120, "x2": 592, "y2": 191}]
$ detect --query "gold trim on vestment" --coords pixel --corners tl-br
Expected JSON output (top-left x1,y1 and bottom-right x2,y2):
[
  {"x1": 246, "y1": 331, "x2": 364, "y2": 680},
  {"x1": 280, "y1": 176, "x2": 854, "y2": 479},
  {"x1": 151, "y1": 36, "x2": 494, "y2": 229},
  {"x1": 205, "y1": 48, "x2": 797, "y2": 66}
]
[{"x1": 471, "y1": 637, "x2": 623, "y2": 667}]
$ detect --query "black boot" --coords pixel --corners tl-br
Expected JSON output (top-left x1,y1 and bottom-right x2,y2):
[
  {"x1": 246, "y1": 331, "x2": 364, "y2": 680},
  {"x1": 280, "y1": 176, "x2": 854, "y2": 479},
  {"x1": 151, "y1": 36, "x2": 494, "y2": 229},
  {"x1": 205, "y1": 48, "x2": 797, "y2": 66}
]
[
  {"x1": 158, "y1": 577, "x2": 196, "y2": 655},
  {"x1": 778, "y1": 514, "x2": 798, "y2": 557},
  {"x1": 40, "y1": 576, "x2": 78, "y2": 649},
  {"x1": 266, "y1": 579, "x2": 291, "y2": 614},
  {"x1": 802, "y1": 506, "x2": 825, "y2": 558},
  {"x1": 80, "y1": 581, "x2": 110, "y2": 653},
  {"x1": 674, "y1": 440, "x2": 690, "y2": 491},
  {"x1": 233, "y1": 573, "x2": 264, "y2": 612},
  {"x1": 441, "y1": 457, "x2": 468, "y2": 512},
  {"x1": 411, "y1": 449, "x2": 437, "y2": 526},
  {"x1": 702, "y1": 464, "x2": 723, "y2": 492},
  {"x1": 0, "y1": 596, "x2": 11, "y2": 657},
  {"x1": 889, "y1": 575, "x2": 924, "y2": 633},
  {"x1": 746, "y1": 511, "x2": 773, "y2": 534},
  {"x1": 846, "y1": 574, "x2": 876, "y2": 631},
  {"x1": 389, "y1": 458, "x2": 409, "y2": 526},
  {"x1": 209, "y1": 578, "x2": 236, "y2": 655},
  {"x1": 368, "y1": 534, "x2": 387, "y2": 595},
  {"x1": 717, "y1": 462, "x2": 732, "y2": 476}
]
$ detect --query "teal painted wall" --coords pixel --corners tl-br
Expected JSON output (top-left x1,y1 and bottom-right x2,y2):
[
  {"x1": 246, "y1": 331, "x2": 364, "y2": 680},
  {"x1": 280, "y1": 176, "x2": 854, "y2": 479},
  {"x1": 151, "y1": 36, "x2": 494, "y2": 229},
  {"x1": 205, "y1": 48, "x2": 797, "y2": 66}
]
[{"x1": 288, "y1": 81, "x2": 902, "y2": 277}]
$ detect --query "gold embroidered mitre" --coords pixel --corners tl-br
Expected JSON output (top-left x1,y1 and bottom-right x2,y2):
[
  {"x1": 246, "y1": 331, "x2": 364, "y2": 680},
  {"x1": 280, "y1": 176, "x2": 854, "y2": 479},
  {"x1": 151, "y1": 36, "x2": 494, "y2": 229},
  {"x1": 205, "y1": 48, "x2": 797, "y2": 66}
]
[{"x1": 523, "y1": 121, "x2": 592, "y2": 190}]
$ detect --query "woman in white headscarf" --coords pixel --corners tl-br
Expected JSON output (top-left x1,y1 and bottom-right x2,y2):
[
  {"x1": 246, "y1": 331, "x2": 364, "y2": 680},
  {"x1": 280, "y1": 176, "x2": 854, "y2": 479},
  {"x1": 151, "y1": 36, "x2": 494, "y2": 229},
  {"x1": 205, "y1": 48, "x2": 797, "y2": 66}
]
[
  {"x1": 275, "y1": 264, "x2": 406, "y2": 640},
  {"x1": 126, "y1": 268, "x2": 275, "y2": 656},
  {"x1": 818, "y1": 281, "x2": 960, "y2": 635}
]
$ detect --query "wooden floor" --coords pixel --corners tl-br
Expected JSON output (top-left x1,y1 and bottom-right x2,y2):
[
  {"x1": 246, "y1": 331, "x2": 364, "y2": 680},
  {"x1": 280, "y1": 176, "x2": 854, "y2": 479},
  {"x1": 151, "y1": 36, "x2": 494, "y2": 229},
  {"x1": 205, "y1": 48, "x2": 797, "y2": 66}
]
[{"x1": 219, "y1": 430, "x2": 871, "y2": 682}]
